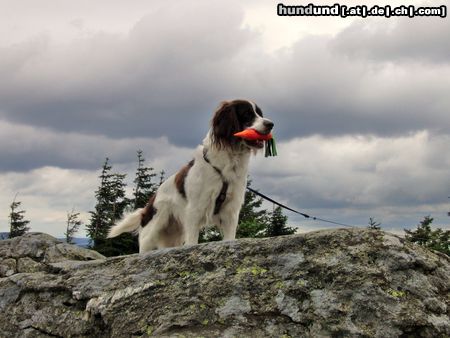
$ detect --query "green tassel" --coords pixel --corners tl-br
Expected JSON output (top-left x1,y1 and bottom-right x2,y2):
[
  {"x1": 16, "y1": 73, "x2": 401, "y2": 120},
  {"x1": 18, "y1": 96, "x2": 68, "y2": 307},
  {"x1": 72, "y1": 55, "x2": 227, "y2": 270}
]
[
  {"x1": 272, "y1": 137, "x2": 277, "y2": 156},
  {"x1": 265, "y1": 136, "x2": 277, "y2": 157}
]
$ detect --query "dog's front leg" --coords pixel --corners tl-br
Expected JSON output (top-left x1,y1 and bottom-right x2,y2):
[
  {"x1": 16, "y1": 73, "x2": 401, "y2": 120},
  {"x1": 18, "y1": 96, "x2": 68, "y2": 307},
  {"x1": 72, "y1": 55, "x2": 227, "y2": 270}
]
[
  {"x1": 222, "y1": 223, "x2": 237, "y2": 241},
  {"x1": 183, "y1": 210, "x2": 204, "y2": 245},
  {"x1": 218, "y1": 208, "x2": 239, "y2": 241},
  {"x1": 184, "y1": 226, "x2": 200, "y2": 245}
]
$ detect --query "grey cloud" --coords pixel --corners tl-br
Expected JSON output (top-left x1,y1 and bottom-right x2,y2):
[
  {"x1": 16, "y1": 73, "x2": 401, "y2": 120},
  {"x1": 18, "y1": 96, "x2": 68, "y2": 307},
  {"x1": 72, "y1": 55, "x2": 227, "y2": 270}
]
[
  {"x1": 1, "y1": 5, "x2": 450, "y2": 148},
  {"x1": 250, "y1": 132, "x2": 450, "y2": 213},
  {"x1": 260, "y1": 31, "x2": 450, "y2": 138},
  {"x1": 1, "y1": 130, "x2": 449, "y2": 236},
  {"x1": 0, "y1": 1, "x2": 255, "y2": 145},
  {"x1": 0, "y1": 119, "x2": 193, "y2": 172},
  {"x1": 1, "y1": 1, "x2": 450, "y2": 171},
  {"x1": 331, "y1": 16, "x2": 450, "y2": 64}
]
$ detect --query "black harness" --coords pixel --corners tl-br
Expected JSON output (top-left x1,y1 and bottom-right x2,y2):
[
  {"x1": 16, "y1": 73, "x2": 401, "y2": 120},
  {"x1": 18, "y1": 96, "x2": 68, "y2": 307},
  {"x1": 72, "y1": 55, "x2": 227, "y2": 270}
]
[{"x1": 203, "y1": 148, "x2": 229, "y2": 215}]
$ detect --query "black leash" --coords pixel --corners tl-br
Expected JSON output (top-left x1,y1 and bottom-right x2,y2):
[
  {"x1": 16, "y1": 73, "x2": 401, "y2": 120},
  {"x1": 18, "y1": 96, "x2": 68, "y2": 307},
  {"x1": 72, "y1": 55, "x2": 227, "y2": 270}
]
[{"x1": 247, "y1": 187, "x2": 357, "y2": 228}]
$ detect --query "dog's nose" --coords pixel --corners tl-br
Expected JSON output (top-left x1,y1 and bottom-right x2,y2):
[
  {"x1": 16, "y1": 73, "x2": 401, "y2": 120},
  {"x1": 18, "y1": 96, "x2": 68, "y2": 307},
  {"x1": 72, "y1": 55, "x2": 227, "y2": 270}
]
[{"x1": 263, "y1": 120, "x2": 274, "y2": 130}]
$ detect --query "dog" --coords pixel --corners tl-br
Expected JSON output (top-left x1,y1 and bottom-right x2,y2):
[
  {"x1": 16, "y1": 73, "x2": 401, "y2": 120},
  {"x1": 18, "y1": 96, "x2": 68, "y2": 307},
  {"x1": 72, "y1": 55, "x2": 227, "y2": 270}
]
[{"x1": 107, "y1": 99, "x2": 274, "y2": 253}]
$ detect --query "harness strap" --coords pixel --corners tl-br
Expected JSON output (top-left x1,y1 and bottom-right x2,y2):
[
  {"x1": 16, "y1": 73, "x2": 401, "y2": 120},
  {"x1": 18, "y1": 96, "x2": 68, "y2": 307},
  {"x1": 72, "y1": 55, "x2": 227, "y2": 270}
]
[
  {"x1": 203, "y1": 148, "x2": 229, "y2": 215},
  {"x1": 215, "y1": 182, "x2": 229, "y2": 214}
]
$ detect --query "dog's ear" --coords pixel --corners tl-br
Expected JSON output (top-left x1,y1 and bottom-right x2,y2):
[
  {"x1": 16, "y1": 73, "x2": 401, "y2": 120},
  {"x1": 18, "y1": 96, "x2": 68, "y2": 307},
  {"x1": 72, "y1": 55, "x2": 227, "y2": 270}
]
[{"x1": 211, "y1": 101, "x2": 241, "y2": 149}]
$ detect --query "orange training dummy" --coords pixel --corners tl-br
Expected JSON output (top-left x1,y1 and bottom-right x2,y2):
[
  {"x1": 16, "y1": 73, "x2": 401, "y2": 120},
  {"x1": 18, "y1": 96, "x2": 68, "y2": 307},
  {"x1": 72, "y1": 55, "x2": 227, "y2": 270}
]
[
  {"x1": 233, "y1": 128, "x2": 273, "y2": 141},
  {"x1": 234, "y1": 129, "x2": 277, "y2": 157}
]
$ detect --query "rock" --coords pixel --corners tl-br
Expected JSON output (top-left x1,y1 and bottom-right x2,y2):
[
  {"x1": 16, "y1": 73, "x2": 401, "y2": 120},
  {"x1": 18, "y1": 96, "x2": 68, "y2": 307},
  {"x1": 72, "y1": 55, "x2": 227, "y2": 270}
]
[
  {"x1": 0, "y1": 258, "x2": 16, "y2": 277},
  {"x1": 0, "y1": 229, "x2": 449, "y2": 337},
  {"x1": 0, "y1": 233, "x2": 105, "y2": 276}
]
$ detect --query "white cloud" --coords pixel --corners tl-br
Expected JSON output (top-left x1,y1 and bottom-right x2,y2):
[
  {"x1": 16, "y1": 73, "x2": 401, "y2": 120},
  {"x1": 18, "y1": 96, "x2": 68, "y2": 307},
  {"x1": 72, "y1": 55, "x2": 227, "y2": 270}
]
[
  {"x1": 0, "y1": 121, "x2": 195, "y2": 237},
  {"x1": 0, "y1": 167, "x2": 97, "y2": 237},
  {"x1": 3, "y1": 131, "x2": 449, "y2": 238},
  {"x1": 0, "y1": 152, "x2": 194, "y2": 238},
  {"x1": 250, "y1": 131, "x2": 450, "y2": 230}
]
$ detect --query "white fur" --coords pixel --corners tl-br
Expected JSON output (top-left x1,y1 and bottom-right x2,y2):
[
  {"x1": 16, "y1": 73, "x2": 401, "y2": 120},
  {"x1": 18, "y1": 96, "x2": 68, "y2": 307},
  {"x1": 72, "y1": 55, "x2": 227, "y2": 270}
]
[
  {"x1": 108, "y1": 100, "x2": 273, "y2": 253},
  {"x1": 108, "y1": 209, "x2": 142, "y2": 237}
]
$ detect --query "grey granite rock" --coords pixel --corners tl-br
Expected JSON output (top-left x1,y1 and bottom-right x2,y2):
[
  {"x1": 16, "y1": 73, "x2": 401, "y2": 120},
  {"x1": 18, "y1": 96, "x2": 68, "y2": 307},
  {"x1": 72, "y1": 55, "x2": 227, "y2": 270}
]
[
  {"x1": 0, "y1": 229, "x2": 449, "y2": 337},
  {"x1": 0, "y1": 233, "x2": 104, "y2": 269}
]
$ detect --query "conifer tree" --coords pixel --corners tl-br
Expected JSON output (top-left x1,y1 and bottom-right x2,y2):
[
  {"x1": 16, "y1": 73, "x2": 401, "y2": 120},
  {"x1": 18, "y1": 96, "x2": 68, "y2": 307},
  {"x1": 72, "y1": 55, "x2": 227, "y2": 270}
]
[
  {"x1": 87, "y1": 158, "x2": 132, "y2": 256},
  {"x1": 368, "y1": 217, "x2": 381, "y2": 230},
  {"x1": 65, "y1": 210, "x2": 82, "y2": 244},
  {"x1": 9, "y1": 197, "x2": 30, "y2": 238},
  {"x1": 236, "y1": 179, "x2": 269, "y2": 238},
  {"x1": 109, "y1": 172, "x2": 128, "y2": 222},
  {"x1": 158, "y1": 170, "x2": 166, "y2": 187},
  {"x1": 404, "y1": 216, "x2": 434, "y2": 246},
  {"x1": 404, "y1": 216, "x2": 449, "y2": 256},
  {"x1": 86, "y1": 158, "x2": 114, "y2": 242},
  {"x1": 133, "y1": 150, "x2": 157, "y2": 209},
  {"x1": 199, "y1": 226, "x2": 222, "y2": 243},
  {"x1": 265, "y1": 206, "x2": 296, "y2": 237}
]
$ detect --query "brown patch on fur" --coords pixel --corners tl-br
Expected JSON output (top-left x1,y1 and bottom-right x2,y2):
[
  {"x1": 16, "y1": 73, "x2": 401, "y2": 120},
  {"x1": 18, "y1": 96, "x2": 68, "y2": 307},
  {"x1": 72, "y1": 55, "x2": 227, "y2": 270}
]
[
  {"x1": 141, "y1": 195, "x2": 157, "y2": 227},
  {"x1": 211, "y1": 100, "x2": 242, "y2": 149},
  {"x1": 158, "y1": 215, "x2": 184, "y2": 247},
  {"x1": 174, "y1": 159, "x2": 195, "y2": 198},
  {"x1": 211, "y1": 99, "x2": 261, "y2": 149}
]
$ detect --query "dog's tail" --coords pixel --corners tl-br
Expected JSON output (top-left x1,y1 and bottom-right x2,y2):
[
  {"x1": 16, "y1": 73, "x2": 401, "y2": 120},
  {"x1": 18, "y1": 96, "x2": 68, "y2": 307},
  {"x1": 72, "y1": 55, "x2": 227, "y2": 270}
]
[{"x1": 107, "y1": 209, "x2": 142, "y2": 238}]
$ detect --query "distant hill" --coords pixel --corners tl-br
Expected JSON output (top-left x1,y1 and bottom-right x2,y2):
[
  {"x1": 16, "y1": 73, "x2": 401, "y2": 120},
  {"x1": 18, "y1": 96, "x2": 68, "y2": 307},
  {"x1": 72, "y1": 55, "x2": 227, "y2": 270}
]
[
  {"x1": 0, "y1": 232, "x2": 90, "y2": 248},
  {"x1": 59, "y1": 237, "x2": 90, "y2": 248}
]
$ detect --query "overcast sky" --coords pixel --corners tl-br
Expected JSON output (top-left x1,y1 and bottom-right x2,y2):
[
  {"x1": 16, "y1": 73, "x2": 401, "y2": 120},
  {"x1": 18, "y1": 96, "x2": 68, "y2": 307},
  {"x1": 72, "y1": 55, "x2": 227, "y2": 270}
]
[{"x1": 1, "y1": 0, "x2": 449, "y2": 237}]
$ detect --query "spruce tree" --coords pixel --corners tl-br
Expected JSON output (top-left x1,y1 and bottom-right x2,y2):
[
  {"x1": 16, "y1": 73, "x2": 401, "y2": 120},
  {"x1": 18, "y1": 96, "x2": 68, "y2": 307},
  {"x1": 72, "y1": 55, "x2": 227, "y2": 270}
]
[
  {"x1": 133, "y1": 150, "x2": 157, "y2": 209},
  {"x1": 86, "y1": 158, "x2": 114, "y2": 242},
  {"x1": 87, "y1": 158, "x2": 133, "y2": 256},
  {"x1": 199, "y1": 226, "x2": 222, "y2": 243},
  {"x1": 158, "y1": 170, "x2": 166, "y2": 187},
  {"x1": 65, "y1": 210, "x2": 82, "y2": 244},
  {"x1": 404, "y1": 216, "x2": 449, "y2": 256},
  {"x1": 265, "y1": 206, "x2": 296, "y2": 237},
  {"x1": 404, "y1": 216, "x2": 434, "y2": 246},
  {"x1": 9, "y1": 197, "x2": 30, "y2": 238},
  {"x1": 109, "y1": 172, "x2": 128, "y2": 222},
  {"x1": 368, "y1": 217, "x2": 381, "y2": 230},
  {"x1": 236, "y1": 179, "x2": 269, "y2": 238}
]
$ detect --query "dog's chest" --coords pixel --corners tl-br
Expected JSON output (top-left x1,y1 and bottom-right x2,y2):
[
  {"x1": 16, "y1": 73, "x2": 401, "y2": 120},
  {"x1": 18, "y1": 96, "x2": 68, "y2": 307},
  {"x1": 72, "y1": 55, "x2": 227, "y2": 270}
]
[
  {"x1": 219, "y1": 159, "x2": 248, "y2": 200},
  {"x1": 198, "y1": 146, "x2": 250, "y2": 214},
  {"x1": 219, "y1": 156, "x2": 248, "y2": 182}
]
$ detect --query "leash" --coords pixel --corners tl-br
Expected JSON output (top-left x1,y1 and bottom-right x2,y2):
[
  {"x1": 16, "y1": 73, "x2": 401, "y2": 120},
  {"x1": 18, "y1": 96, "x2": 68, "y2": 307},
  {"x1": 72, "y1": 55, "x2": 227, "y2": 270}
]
[{"x1": 247, "y1": 187, "x2": 357, "y2": 228}]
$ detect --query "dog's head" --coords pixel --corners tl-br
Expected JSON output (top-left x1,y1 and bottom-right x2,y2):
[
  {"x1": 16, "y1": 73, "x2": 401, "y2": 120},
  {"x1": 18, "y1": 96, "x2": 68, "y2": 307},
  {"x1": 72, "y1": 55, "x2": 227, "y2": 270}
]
[{"x1": 211, "y1": 99, "x2": 274, "y2": 150}]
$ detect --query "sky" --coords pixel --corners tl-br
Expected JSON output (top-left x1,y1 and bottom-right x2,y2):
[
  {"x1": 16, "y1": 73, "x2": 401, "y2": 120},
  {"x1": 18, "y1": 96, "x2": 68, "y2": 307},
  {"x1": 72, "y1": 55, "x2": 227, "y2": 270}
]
[{"x1": 1, "y1": 0, "x2": 449, "y2": 237}]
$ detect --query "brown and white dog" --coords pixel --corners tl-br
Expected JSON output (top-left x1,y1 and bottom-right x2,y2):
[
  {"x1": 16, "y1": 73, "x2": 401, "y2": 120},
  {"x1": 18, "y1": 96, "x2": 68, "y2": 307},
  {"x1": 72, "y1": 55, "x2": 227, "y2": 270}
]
[{"x1": 108, "y1": 99, "x2": 274, "y2": 253}]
